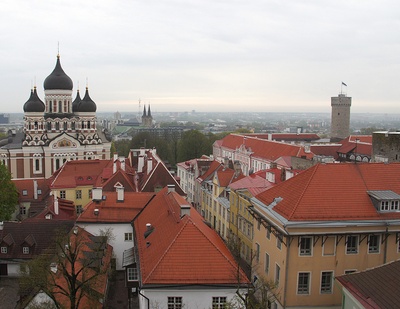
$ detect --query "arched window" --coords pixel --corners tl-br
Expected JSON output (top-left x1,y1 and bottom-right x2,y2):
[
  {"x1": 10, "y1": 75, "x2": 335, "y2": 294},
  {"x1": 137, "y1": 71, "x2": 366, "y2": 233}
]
[
  {"x1": 71, "y1": 122, "x2": 75, "y2": 130},
  {"x1": 55, "y1": 122, "x2": 60, "y2": 131},
  {"x1": 47, "y1": 122, "x2": 52, "y2": 131},
  {"x1": 49, "y1": 101, "x2": 52, "y2": 112},
  {"x1": 87, "y1": 121, "x2": 91, "y2": 129},
  {"x1": 64, "y1": 122, "x2": 67, "y2": 131},
  {"x1": 58, "y1": 101, "x2": 62, "y2": 113},
  {"x1": 34, "y1": 121, "x2": 38, "y2": 130}
]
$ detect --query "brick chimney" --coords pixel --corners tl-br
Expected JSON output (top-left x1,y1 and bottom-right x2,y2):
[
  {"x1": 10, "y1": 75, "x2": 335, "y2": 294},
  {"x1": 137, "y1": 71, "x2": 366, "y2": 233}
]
[
  {"x1": 92, "y1": 187, "x2": 103, "y2": 201},
  {"x1": 180, "y1": 204, "x2": 191, "y2": 217}
]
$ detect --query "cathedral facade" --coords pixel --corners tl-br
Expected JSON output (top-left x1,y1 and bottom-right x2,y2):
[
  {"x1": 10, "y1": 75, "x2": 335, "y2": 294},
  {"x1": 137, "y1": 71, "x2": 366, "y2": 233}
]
[{"x1": 0, "y1": 55, "x2": 111, "y2": 179}]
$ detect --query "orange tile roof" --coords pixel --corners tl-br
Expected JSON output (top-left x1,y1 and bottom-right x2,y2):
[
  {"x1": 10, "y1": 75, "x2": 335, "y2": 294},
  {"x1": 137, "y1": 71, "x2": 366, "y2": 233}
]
[
  {"x1": 255, "y1": 163, "x2": 400, "y2": 221},
  {"x1": 217, "y1": 134, "x2": 314, "y2": 161},
  {"x1": 197, "y1": 160, "x2": 222, "y2": 183},
  {"x1": 216, "y1": 168, "x2": 244, "y2": 187},
  {"x1": 134, "y1": 187, "x2": 249, "y2": 286},
  {"x1": 76, "y1": 191, "x2": 154, "y2": 223},
  {"x1": 13, "y1": 178, "x2": 50, "y2": 202},
  {"x1": 338, "y1": 135, "x2": 372, "y2": 156}
]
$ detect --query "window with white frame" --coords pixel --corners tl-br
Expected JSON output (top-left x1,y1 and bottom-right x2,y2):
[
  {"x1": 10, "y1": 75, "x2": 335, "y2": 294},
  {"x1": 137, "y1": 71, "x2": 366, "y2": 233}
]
[
  {"x1": 124, "y1": 233, "x2": 133, "y2": 241},
  {"x1": 20, "y1": 206, "x2": 26, "y2": 215},
  {"x1": 255, "y1": 243, "x2": 260, "y2": 263},
  {"x1": 380, "y1": 201, "x2": 389, "y2": 211},
  {"x1": 60, "y1": 190, "x2": 66, "y2": 199},
  {"x1": 75, "y1": 190, "x2": 82, "y2": 199},
  {"x1": 391, "y1": 200, "x2": 399, "y2": 210},
  {"x1": 275, "y1": 264, "x2": 281, "y2": 286},
  {"x1": 167, "y1": 297, "x2": 182, "y2": 309},
  {"x1": 346, "y1": 235, "x2": 358, "y2": 254},
  {"x1": 320, "y1": 271, "x2": 333, "y2": 294},
  {"x1": 297, "y1": 272, "x2": 310, "y2": 294},
  {"x1": 22, "y1": 190, "x2": 28, "y2": 196},
  {"x1": 23, "y1": 247, "x2": 29, "y2": 254},
  {"x1": 127, "y1": 267, "x2": 138, "y2": 281},
  {"x1": 265, "y1": 253, "x2": 270, "y2": 274},
  {"x1": 76, "y1": 205, "x2": 83, "y2": 214},
  {"x1": 276, "y1": 236, "x2": 282, "y2": 250},
  {"x1": 212, "y1": 297, "x2": 227, "y2": 309},
  {"x1": 368, "y1": 235, "x2": 380, "y2": 253},
  {"x1": 1, "y1": 247, "x2": 7, "y2": 254},
  {"x1": 299, "y1": 236, "x2": 312, "y2": 256}
]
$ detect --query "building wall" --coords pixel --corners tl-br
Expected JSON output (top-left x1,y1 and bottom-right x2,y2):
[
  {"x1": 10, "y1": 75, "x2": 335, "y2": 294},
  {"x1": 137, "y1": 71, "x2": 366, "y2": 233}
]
[
  {"x1": 77, "y1": 223, "x2": 133, "y2": 270},
  {"x1": 139, "y1": 288, "x2": 242, "y2": 309},
  {"x1": 252, "y1": 216, "x2": 400, "y2": 308},
  {"x1": 372, "y1": 131, "x2": 400, "y2": 163}
]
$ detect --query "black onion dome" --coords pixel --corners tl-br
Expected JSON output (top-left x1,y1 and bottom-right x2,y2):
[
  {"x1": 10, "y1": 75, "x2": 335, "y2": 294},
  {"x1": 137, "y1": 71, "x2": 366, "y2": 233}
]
[
  {"x1": 72, "y1": 89, "x2": 81, "y2": 112},
  {"x1": 78, "y1": 87, "x2": 97, "y2": 112},
  {"x1": 43, "y1": 55, "x2": 73, "y2": 90},
  {"x1": 23, "y1": 87, "x2": 45, "y2": 112}
]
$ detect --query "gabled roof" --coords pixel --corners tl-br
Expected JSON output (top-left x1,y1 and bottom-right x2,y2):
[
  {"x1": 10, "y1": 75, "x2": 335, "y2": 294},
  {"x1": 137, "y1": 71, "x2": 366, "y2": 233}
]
[
  {"x1": 336, "y1": 259, "x2": 400, "y2": 309},
  {"x1": 134, "y1": 187, "x2": 249, "y2": 286},
  {"x1": 310, "y1": 144, "x2": 341, "y2": 160},
  {"x1": 100, "y1": 169, "x2": 137, "y2": 192},
  {"x1": 215, "y1": 134, "x2": 314, "y2": 161},
  {"x1": 13, "y1": 178, "x2": 50, "y2": 202},
  {"x1": 140, "y1": 161, "x2": 184, "y2": 195},
  {"x1": 77, "y1": 191, "x2": 154, "y2": 223},
  {"x1": 229, "y1": 169, "x2": 277, "y2": 195},
  {"x1": 254, "y1": 163, "x2": 400, "y2": 222},
  {"x1": 243, "y1": 133, "x2": 320, "y2": 142},
  {"x1": 0, "y1": 219, "x2": 74, "y2": 259},
  {"x1": 50, "y1": 160, "x2": 113, "y2": 189},
  {"x1": 337, "y1": 135, "x2": 372, "y2": 156},
  {"x1": 33, "y1": 195, "x2": 77, "y2": 220},
  {"x1": 197, "y1": 160, "x2": 222, "y2": 183},
  {"x1": 215, "y1": 168, "x2": 244, "y2": 187}
]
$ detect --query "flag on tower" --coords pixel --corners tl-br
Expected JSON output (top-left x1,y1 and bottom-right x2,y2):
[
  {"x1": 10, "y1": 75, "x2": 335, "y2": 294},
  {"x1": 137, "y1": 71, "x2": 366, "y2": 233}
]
[{"x1": 342, "y1": 82, "x2": 347, "y2": 86}]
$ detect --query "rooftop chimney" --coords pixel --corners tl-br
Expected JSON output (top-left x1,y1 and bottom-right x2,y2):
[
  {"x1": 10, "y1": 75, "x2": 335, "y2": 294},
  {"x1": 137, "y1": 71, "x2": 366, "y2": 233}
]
[
  {"x1": 0, "y1": 222, "x2": 3, "y2": 231},
  {"x1": 113, "y1": 153, "x2": 118, "y2": 174},
  {"x1": 147, "y1": 158, "x2": 153, "y2": 174},
  {"x1": 167, "y1": 184, "x2": 175, "y2": 193},
  {"x1": 116, "y1": 186, "x2": 124, "y2": 202},
  {"x1": 94, "y1": 208, "x2": 99, "y2": 216},
  {"x1": 138, "y1": 155, "x2": 144, "y2": 173},
  {"x1": 92, "y1": 187, "x2": 103, "y2": 201},
  {"x1": 120, "y1": 156, "x2": 126, "y2": 171},
  {"x1": 180, "y1": 205, "x2": 191, "y2": 217}
]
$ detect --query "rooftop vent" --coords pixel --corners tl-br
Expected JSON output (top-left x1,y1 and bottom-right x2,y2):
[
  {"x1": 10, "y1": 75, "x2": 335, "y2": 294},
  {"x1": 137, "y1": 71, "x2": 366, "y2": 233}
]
[
  {"x1": 167, "y1": 184, "x2": 175, "y2": 193},
  {"x1": 94, "y1": 208, "x2": 99, "y2": 216}
]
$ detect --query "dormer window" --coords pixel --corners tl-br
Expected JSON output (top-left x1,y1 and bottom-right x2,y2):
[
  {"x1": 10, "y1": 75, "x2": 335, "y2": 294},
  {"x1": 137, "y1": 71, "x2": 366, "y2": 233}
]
[
  {"x1": 368, "y1": 190, "x2": 400, "y2": 212},
  {"x1": 1, "y1": 247, "x2": 7, "y2": 254},
  {"x1": 23, "y1": 247, "x2": 29, "y2": 254}
]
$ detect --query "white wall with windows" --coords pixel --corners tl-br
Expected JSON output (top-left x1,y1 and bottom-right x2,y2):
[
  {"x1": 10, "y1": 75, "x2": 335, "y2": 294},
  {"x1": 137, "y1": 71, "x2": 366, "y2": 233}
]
[
  {"x1": 76, "y1": 223, "x2": 133, "y2": 270},
  {"x1": 138, "y1": 288, "x2": 245, "y2": 309}
]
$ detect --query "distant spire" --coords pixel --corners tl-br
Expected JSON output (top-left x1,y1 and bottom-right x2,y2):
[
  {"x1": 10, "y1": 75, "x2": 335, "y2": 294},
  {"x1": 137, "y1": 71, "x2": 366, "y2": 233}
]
[
  {"x1": 147, "y1": 104, "x2": 151, "y2": 117},
  {"x1": 57, "y1": 41, "x2": 60, "y2": 58}
]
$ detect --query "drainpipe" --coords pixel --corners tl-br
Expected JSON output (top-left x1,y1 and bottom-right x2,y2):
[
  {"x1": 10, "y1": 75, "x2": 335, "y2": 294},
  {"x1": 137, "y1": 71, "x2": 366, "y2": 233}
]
[
  {"x1": 383, "y1": 226, "x2": 388, "y2": 264},
  {"x1": 283, "y1": 235, "x2": 291, "y2": 309},
  {"x1": 139, "y1": 289, "x2": 150, "y2": 309}
]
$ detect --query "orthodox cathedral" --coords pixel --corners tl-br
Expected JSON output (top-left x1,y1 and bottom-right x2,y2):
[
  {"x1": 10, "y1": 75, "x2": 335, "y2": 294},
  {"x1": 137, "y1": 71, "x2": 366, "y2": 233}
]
[{"x1": 0, "y1": 54, "x2": 111, "y2": 179}]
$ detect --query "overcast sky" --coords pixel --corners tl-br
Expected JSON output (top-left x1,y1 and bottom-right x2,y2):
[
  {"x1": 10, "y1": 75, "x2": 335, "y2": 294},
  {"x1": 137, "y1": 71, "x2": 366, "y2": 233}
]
[{"x1": 1, "y1": 0, "x2": 399, "y2": 114}]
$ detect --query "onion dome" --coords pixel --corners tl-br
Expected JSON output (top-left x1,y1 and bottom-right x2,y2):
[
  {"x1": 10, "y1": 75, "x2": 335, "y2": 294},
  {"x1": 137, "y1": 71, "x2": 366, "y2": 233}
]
[
  {"x1": 23, "y1": 87, "x2": 45, "y2": 112},
  {"x1": 72, "y1": 89, "x2": 81, "y2": 112},
  {"x1": 43, "y1": 55, "x2": 73, "y2": 90},
  {"x1": 78, "y1": 87, "x2": 97, "y2": 112}
]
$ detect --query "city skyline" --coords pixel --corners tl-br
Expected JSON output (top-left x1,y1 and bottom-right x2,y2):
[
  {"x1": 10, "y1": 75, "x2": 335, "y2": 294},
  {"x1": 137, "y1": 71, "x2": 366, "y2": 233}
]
[{"x1": 1, "y1": 0, "x2": 399, "y2": 114}]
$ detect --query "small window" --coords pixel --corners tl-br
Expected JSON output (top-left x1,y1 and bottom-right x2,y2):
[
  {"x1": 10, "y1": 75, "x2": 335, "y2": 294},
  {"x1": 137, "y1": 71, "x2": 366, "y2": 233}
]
[
  {"x1": 276, "y1": 236, "x2": 282, "y2": 250},
  {"x1": 368, "y1": 235, "x2": 380, "y2": 253},
  {"x1": 76, "y1": 205, "x2": 83, "y2": 214},
  {"x1": 20, "y1": 206, "x2": 26, "y2": 215},
  {"x1": 299, "y1": 236, "x2": 312, "y2": 256},
  {"x1": 320, "y1": 271, "x2": 333, "y2": 294},
  {"x1": 127, "y1": 267, "x2": 138, "y2": 281},
  {"x1": 255, "y1": 243, "x2": 260, "y2": 263},
  {"x1": 381, "y1": 201, "x2": 389, "y2": 211},
  {"x1": 346, "y1": 235, "x2": 358, "y2": 254},
  {"x1": 60, "y1": 190, "x2": 66, "y2": 199},
  {"x1": 1, "y1": 247, "x2": 7, "y2": 254},
  {"x1": 88, "y1": 189, "x2": 92, "y2": 199},
  {"x1": 391, "y1": 200, "x2": 399, "y2": 211},
  {"x1": 275, "y1": 264, "x2": 281, "y2": 286},
  {"x1": 297, "y1": 272, "x2": 310, "y2": 294},
  {"x1": 23, "y1": 247, "x2": 29, "y2": 254},
  {"x1": 168, "y1": 296, "x2": 183, "y2": 309},
  {"x1": 124, "y1": 233, "x2": 133, "y2": 241},
  {"x1": 265, "y1": 253, "x2": 270, "y2": 274},
  {"x1": 345, "y1": 269, "x2": 356, "y2": 274},
  {"x1": 266, "y1": 227, "x2": 271, "y2": 240},
  {"x1": 75, "y1": 190, "x2": 82, "y2": 199},
  {"x1": 37, "y1": 189, "x2": 42, "y2": 195},
  {"x1": 212, "y1": 297, "x2": 227, "y2": 309},
  {"x1": 22, "y1": 190, "x2": 28, "y2": 196}
]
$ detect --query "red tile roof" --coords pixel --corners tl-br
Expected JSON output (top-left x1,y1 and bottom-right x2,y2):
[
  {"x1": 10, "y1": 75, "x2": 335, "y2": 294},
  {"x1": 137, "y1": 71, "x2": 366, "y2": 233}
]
[
  {"x1": 243, "y1": 133, "x2": 320, "y2": 142},
  {"x1": 337, "y1": 259, "x2": 400, "y2": 309},
  {"x1": 134, "y1": 187, "x2": 249, "y2": 286},
  {"x1": 216, "y1": 168, "x2": 244, "y2": 187},
  {"x1": 338, "y1": 135, "x2": 372, "y2": 156},
  {"x1": 216, "y1": 134, "x2": 314, "y2": 161},
  {"x1": 197, "y1": 160, "x2": 222, "y2": 183},
  {"x1": 229, "y1": 169, "x2": 277, "y2": 195},
  {"x1": 255, "y1": 163, "x2": 400, "y2": 221},
  {"x1": 13, "y1": 178, "x2": 50, "y2": 202},
  {"x1": 76, "y1": 191, "x2": 154, "y2": 223},
  {"x1": 50, "y1": 160, "x2": 113, "y2": 189},
  {"x1": 310, "y1": 144, "x2": 341, "y2": 160}
]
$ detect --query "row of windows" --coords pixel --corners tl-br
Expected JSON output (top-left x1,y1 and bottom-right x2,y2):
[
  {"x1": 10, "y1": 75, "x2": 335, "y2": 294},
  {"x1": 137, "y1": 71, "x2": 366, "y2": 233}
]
[
  {"x1": 297, "y1": 271, "x2": 333, "y2": 295},
  {"x1": 165, "y1": 296, "x2": 227, "y2": 309},
  {"x1": 1, "y1": 246, "x2": 30, "y2": 254},
  {"x1": 59, "y1": 189, "x2": 92, "y2": 200}
]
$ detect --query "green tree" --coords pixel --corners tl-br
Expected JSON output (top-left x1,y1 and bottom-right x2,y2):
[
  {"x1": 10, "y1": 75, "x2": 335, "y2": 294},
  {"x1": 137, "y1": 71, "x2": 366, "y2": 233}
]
[
  {"x1": 0, "y1": 163, "x2": 18, "y2": 221},
  {"x1": 177, "y1": 130, "x2": 212, "y2": 162}
]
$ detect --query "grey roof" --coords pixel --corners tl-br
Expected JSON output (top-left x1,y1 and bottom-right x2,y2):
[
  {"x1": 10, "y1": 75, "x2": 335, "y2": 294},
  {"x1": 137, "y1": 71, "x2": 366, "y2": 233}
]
[
  {"x1": 367, "y1": 190, "x2": 400, "y2": 200},
  {"x1": 337, "y1": 259, "x2": 400, "y2": 309},
  {"x1": 78, "y1": 88, "x2": 97, "y2": 112},
  {"x1": 23, "y1": 88, "x2": 45, "y2": 113},
  {"x1": 122, "y1": 247, "x2": 136, "y2": 267}
]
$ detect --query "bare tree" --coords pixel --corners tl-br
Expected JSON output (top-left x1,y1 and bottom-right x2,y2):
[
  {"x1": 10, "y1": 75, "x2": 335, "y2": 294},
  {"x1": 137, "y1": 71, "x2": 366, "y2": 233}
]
[{"x1": 19, "y1": 227, "x2": 113, "y2": 309}]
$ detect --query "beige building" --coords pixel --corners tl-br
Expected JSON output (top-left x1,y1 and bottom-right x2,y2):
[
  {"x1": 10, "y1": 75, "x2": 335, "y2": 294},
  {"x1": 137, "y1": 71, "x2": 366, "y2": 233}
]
[{"x1": 249, "y1": 163, "x2": 400, "y2": 308}]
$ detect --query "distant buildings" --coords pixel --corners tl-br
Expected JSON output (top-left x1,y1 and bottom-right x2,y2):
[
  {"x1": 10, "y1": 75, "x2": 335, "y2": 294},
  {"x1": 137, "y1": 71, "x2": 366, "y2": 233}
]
[
  {"x1": 0, "y1": 54, "x2": 111, "y2": 179},
  {"x1": 372, "y1": 131, "x2": 400, "y2": 163}
]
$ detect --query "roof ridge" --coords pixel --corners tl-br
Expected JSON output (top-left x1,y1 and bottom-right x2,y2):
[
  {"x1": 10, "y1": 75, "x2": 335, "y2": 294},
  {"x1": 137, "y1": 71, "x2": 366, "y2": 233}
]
[{"x1": 287, "y1": 164, "x2": 319, "y2": 220}]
